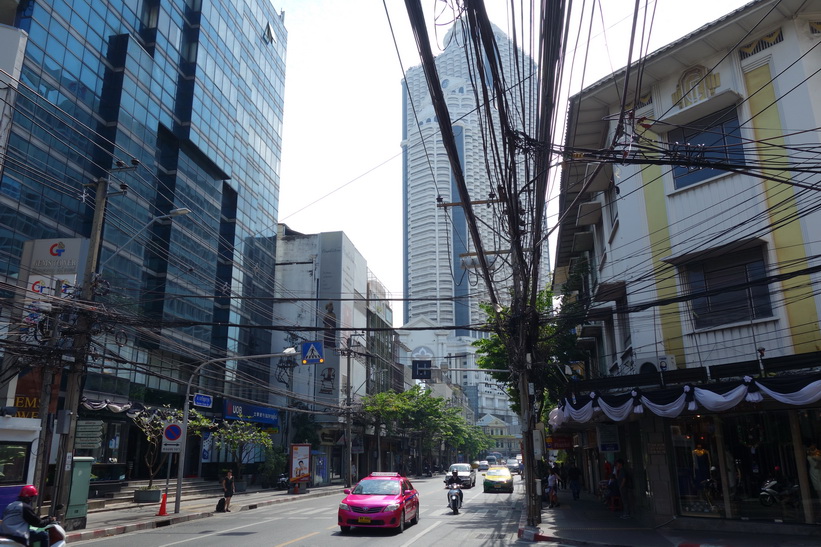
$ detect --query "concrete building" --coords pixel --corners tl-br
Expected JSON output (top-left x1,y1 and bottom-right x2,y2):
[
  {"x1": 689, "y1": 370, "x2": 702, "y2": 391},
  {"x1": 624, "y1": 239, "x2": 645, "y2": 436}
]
[
  {"x1": 400, "y1": 20, "x2": 543, "y2": 433},
  {"x1": 552, "y1": 0, "x2": 821, "y2": 535},
  {"x1": 271, "y1": 224, "x2": 399, "y2": 484}
]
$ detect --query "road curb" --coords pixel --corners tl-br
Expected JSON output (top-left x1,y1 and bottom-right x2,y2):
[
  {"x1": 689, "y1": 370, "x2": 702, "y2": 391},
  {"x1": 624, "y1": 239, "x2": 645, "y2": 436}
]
[{"x1": 66, "y1": 487, "x2": 343, "y2": 542}]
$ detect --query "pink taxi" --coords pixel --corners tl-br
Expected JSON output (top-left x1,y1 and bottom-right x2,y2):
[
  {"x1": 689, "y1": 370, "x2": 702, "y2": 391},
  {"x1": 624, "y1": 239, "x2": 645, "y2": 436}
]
[{"x1": 338, "y1": 472, "x2": 420, "y2": 534}]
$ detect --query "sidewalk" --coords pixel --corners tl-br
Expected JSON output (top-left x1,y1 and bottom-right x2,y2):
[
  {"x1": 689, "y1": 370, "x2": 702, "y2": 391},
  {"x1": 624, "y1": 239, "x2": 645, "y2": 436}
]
[
  {"x1": 517, "y1": 488, "x2": 820, "y2": 546},
  {"x1": 66, "y1": 483, "x2": 343, "y2": 543}
]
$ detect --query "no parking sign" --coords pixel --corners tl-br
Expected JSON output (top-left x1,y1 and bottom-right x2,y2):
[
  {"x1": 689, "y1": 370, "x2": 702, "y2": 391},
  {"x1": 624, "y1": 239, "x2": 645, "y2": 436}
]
[{"x1": 162, "y1": 422, "x2": 185, "y2": 453}]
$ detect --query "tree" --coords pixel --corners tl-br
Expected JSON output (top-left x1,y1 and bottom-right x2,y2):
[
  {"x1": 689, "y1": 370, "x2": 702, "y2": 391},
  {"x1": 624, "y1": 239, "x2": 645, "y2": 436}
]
[
  {"x1": 473, "y1": 287, "x2": 585, "y2": 422},
  {"x1": 359, "y1": 386, "x2": 492, "y2": 472},
  {"x1": 211, "y1": 416, "x2": 274, "y2": 480},
  {"x1": 131, "y1": 406, "x2": 213, "y2": 489},
  {"x1": 358, "y1": 390, "x2": 404, "y2": 472}
]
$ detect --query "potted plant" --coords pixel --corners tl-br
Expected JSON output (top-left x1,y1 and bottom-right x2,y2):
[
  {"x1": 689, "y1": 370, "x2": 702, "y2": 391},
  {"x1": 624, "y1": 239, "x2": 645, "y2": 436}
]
[
  {"x1": 131, "y1": 405, "x2": 212, "y2": 502},
  {"x1": 211, "y1": 414, "x2": 274, "y2": 491}
]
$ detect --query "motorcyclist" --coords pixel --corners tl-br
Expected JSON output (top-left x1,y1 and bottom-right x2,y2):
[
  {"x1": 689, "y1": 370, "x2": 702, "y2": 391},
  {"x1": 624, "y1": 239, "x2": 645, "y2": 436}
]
[
  {"x1": 445, "y1": 469, "x2": 463, "y2": 507},
  {"x1": 0, "y1": 485, "x2": 53, "y2": 546}
]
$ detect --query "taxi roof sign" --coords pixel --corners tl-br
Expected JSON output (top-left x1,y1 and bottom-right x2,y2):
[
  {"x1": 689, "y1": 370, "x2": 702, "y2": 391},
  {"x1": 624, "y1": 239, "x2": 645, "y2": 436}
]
[{"x1": 301, "y1": 341, "x2": 324, "y2": 364}]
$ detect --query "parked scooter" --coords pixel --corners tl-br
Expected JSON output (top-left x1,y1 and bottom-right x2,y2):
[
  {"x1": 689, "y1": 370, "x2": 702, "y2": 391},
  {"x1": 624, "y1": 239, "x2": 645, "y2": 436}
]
[
  {"x1": 447, "y1": 483, "x2": 462, "y2": 514},
  {"x1": 276, "y1": 473, "x2": 289, "y2": 490},
  {"x1": 0, "y1": 521, "x2": 67, "y2": 547},
  {"x1": 759, "y1": 477, "x2": 800, "y2": 507}
]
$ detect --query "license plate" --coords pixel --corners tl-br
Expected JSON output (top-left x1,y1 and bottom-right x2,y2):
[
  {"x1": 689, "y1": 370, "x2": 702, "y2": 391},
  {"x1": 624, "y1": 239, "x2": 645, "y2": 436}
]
[
  {"x1": 494, "y1": 484, "x2": 503, "y2": 488},
  {"x1": 357, "y1": 517, "x2": 371, "y2": 524}
]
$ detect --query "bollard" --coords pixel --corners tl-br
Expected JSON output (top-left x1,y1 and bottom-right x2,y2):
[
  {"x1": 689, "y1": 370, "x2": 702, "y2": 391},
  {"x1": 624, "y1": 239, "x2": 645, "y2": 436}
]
[{"x1": 156, "y1": 493, "x2": 168, "y2": 516}]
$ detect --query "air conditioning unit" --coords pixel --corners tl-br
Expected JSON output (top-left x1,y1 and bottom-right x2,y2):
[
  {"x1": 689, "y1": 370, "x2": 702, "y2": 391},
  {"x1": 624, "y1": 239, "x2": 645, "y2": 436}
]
[{"x1": 637, "y1": 355, "x2": 677, "y2": 373}]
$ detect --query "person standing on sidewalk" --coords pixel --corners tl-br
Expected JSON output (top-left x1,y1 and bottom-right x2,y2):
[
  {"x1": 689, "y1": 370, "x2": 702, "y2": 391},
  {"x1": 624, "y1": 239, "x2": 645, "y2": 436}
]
[
  {"x1": 567, "y1": 461, "x2": 582, "y2": 500},
  {"x1": 615, "y1": 459, "x2": 632, "y2": 519},
  {"x1": 222, "y1": 470, "x2": 235, "y2": 512}
]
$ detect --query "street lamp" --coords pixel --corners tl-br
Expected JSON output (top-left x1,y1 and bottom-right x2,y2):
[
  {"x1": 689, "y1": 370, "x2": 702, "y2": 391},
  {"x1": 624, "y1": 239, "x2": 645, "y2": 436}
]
[
  {"x1": 98, "y1": 207, "x2": 192, "y2": 274},
  {"x1": 173, "y1": 348, "x2": 296, "y2": 513}
]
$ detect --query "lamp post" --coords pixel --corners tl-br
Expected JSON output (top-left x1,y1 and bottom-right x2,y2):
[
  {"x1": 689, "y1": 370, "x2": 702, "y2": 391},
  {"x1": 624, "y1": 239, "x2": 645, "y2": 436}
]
[{"x1": 174, "y1": 348, "x2": 296, "y2": 513}]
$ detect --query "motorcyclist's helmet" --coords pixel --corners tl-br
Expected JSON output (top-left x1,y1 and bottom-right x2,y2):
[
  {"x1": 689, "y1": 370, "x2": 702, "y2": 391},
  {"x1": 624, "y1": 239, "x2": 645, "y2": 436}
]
[
  {"x1": 452, "y1": 470, "x2": 458, "y2": 476},
  {"x1": 19, "y1": 485, "x2": 38, "y2": 499}
]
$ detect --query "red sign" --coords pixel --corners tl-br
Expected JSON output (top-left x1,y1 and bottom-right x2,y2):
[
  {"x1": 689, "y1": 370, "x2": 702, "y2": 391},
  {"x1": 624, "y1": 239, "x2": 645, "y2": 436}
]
[{"x1": 546, "y1": 435, "x2": 573, "y2": 450}]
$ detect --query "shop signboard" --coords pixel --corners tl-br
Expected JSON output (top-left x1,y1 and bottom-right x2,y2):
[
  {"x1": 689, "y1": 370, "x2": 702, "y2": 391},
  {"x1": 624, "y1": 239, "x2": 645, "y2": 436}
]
[{"x1": 596, "y1": 424, "x2": 620, "y2": 452}]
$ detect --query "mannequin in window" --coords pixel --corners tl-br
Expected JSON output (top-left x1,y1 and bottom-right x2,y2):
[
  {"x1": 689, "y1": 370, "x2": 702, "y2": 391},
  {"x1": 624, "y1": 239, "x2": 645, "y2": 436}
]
[
  {"x1": 693, "y1": 445, "x2": 711, "y2": 487},
  {"x1": 807, "y1": 443, "x2": 821, "y2": 496},
  {"x1": 724, "y1": 449, "x2": 738, "y2": 499}
]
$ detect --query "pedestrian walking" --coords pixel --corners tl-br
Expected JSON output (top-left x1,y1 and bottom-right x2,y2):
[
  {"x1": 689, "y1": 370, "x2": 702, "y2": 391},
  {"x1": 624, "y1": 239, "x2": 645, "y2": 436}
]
[
  {"x1": 615, "y1": 459, "x2": 632, "y2": 519},
  {"x1": 546, "y1": 467, "x2": 560, "y2": 508},
  {"x1": 567, "y1": 462, "x2": 582, "y2": 500},
  {"x1": 222, "y1": 470, "x2": 235, "y2": 512}
]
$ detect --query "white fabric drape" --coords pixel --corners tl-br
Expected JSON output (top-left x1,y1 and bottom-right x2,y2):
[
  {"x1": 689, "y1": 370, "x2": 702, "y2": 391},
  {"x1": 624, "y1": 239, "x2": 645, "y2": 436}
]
[{"x1": 555, "y1": 373, "x2": 821, "y2": 424}]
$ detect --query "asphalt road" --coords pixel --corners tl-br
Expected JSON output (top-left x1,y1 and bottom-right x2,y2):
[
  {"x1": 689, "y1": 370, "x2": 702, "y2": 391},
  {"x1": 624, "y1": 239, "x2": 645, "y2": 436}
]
[{"x1": 71, "y1": 475, "x2": 526, "y2": 546}]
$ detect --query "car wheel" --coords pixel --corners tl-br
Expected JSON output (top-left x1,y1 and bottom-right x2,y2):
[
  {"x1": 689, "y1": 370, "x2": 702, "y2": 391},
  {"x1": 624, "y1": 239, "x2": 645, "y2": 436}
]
[
  {"x1": 340, "y1": 526, "x2": 351, "y2": 534},
  {"x1": 397, "y1": 510, "x2": 405, "y2": 533},
  {"x1": 410, "y1": 504, "x2": 419, "y2": 525}
]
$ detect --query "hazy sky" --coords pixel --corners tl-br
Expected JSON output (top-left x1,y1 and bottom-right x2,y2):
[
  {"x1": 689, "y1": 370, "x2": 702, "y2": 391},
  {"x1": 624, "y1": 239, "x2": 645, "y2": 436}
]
[{"x1": 272, "y1": 0, "x2": 751, "y2": 324}]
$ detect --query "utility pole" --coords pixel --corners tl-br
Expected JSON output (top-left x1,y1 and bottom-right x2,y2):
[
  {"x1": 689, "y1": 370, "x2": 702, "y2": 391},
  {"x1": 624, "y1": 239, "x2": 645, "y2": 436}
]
[
  {"x1": 345, "y1": 336, "x2": 353, "y2": 488},
  {"x1": 51, "y1": 176, "x2": 109, "y2": 525}
]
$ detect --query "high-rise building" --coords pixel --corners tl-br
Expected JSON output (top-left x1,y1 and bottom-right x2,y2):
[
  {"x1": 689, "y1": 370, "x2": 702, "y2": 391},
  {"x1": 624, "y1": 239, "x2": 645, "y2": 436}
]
[
  {"x1": 0, "y1": 0, "x2": 287, "y2": 484},
  {"x1": 400, "y1": 21, "x2": 545, "y2": 427}
]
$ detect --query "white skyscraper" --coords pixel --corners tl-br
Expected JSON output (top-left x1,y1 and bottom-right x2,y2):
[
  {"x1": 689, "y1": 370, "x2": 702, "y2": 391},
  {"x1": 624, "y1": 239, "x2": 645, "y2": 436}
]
[{"x1": 400, "y1": 21, "x2": 546, "y2": 430}]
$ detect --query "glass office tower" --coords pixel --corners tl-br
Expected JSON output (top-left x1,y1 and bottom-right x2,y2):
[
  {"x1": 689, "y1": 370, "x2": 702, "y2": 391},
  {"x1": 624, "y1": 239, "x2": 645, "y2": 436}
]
[{"x1": 0, "y1": 0, "x2": 286, "y2": 478}]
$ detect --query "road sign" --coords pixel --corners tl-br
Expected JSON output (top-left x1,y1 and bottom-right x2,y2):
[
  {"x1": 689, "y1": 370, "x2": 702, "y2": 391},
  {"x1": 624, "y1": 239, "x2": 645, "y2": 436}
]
[
  {"x1": 162, "y1": 422, "x2": 185, "y2": 453},
  {"x1": 193, "y1": 392, "x2": 213, "y2": 408},
  {"x1": 412, "y1": 360, "x2": 432, "y2": 379},
  {"x1": 301, "y1": 341, "x2": 324, "y2": 364}
]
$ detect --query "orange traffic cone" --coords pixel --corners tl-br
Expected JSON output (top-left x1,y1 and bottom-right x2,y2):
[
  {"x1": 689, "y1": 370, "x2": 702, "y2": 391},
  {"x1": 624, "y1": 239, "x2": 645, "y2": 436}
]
[{"x1": 156, "y1": 493, "x2": 168, "y2": 516}]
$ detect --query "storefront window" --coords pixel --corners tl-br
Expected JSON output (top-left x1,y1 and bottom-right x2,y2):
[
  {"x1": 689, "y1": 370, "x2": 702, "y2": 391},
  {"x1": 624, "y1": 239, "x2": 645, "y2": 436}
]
[{"x1": 670, "y1": 411, "x2": 814, "y2": 523}]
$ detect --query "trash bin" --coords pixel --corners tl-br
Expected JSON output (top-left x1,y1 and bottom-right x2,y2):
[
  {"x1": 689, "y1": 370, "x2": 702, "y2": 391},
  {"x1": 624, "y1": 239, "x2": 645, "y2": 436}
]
[{"x1": 65, "y1": 457, "x2": 94, "y2": 529}]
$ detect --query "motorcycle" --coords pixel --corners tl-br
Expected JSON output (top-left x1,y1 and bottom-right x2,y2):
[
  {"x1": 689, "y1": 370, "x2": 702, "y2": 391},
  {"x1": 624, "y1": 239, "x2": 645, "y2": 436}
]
[
  {"x1": 0, "y1": 521, "x2": 67, "y2": 547},
  {"x1": 276, "y1": 473, "x2": 289, "y2": 490},
  {"x1": 447, "y1": 482, "x2": 462, "y2": 514},
  {"x1": 759, "y1": 477, "x2": 800, "y2": 507},
  {"x1": 424, "y1": 465, "x2": 432, "y2": 477}
]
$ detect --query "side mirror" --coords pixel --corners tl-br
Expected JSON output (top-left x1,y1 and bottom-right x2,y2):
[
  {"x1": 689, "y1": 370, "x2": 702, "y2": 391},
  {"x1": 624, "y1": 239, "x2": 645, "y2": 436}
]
[
  {"x1": 343, "y1": 489, "x2": 351, "y2": 494},
  {"x1": 404, "y1": 490, "x2": 413, "y2": 496}
]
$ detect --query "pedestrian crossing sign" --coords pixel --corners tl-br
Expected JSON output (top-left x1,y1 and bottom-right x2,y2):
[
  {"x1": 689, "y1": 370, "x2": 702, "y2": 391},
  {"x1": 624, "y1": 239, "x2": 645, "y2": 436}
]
[{"x1": 301, "y1": 341, "x2": 324, "y2": 364}]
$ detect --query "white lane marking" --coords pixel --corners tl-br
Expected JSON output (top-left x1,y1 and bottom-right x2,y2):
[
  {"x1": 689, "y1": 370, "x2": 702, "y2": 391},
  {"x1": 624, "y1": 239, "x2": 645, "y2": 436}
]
[
  {"x1": 398, "y1": 520, "x2": 443, "y2": 547},
  {"x1": 159, "y1": 516, "x2": 282, "y2": 546}
]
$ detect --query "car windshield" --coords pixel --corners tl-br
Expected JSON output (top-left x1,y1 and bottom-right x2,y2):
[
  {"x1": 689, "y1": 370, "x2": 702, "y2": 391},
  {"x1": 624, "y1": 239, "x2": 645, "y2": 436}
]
[
  {"x1": 450, "y1": 464, "x2": 470, "y2": 472},
  {"x1": 352, "y1": 480, "x2": 401, "y2": 496},
  {"x1": 487, "y1": 468, "x2": 511, "y2": 477}
]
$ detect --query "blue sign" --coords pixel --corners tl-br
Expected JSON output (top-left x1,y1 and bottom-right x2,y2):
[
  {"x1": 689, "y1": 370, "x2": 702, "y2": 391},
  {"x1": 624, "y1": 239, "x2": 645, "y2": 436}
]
[
  {"x1": 224, "y1": 399, "x2": 279, "y2": 426},
  {"x1": 193, "y1": 393, "x2": 213, "y2": 408},
  {"x1": 301, "y1": 341, "x2": 324, "y2": 364}
]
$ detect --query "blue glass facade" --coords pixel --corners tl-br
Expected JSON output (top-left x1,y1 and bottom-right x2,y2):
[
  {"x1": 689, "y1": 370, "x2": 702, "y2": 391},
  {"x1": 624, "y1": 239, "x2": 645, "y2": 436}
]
[{"x1": 1, "y1": 1, "x2": 286, "y2": 402}]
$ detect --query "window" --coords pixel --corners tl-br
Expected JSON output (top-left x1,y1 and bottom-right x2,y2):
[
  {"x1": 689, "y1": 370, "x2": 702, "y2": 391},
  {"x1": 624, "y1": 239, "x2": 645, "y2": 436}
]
[
  {"x1": 667, "y1": 106, "x2": 745, "y2": 189},
  {"x1": 0, "y1": 442, "x2": 30, "y2": 484},
  {"x1": 686, "y1": 247, "x2": 772, "y2": 329}
]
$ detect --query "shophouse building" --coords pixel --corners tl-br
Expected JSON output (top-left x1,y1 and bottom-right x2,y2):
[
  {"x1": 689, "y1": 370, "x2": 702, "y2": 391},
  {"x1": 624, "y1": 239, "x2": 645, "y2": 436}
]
[{"x1": 551, "y1": 0, "x2": 821, "y2": 533}]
